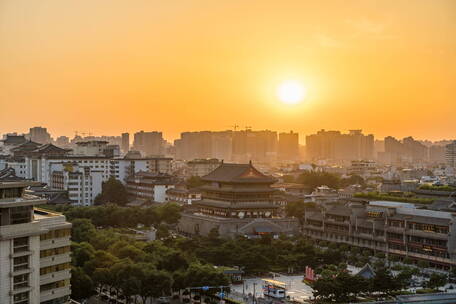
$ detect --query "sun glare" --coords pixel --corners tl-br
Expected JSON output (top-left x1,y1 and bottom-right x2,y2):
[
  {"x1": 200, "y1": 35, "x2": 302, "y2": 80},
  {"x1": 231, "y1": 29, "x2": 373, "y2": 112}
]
[{"x1": 277, "y1": 81, "x2": 306, "y2": 105}]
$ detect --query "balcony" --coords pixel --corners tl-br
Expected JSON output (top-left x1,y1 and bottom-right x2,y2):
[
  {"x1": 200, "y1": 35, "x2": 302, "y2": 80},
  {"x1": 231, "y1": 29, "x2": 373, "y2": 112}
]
[
  {"x1": 40, "y1": 286, "x2": 71, "y2": 303},
  {"x1": 406, "y1": 229, "x2": 448, "y2": 240},
  {"x1": 40, "y1": 237, "x2": 71, "y2": 250},
  {"x1": 40, "y1": 269, "x2": 71, "y2": 285},
  {"x1": 40, "y1": 253, "x2": 71, "y2": 268},
  {"x1": 10, "y1": 267, "x2": 32, "y2": 277}
]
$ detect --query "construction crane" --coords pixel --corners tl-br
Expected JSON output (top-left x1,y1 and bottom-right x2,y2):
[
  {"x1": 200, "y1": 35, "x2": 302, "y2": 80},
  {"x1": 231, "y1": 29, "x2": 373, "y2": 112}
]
[{"x1": 230, "y1": 124, "x2": 239, "y2": 131}]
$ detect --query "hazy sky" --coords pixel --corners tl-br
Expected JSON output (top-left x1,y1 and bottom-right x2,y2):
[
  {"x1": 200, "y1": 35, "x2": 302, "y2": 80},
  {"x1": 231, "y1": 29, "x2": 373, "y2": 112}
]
[{"x1": 1, "y1": 0, "x2": 455, "y2": 143}]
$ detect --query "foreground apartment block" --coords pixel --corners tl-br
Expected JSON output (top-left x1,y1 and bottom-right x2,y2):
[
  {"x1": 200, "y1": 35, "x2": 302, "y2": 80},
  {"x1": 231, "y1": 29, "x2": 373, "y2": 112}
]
[
  {"x1": 303, "y1": 200, "x2": 456, "y2": 270},
  {"x1": 0, "y1": 181, "x2": 72, "y2": 304}
]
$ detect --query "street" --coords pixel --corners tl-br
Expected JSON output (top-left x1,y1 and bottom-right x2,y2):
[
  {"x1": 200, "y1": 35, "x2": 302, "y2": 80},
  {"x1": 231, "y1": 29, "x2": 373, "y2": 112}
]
[{"x1": 230, "y1": 274, "x2": 314, "y2": 303}]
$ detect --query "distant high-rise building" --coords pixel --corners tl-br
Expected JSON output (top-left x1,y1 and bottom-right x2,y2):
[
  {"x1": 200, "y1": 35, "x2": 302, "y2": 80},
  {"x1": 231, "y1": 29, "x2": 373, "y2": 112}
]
[
  {"x1": 446, "y1": 141, "x2": 456, "y2": 168},
  {"x1": 429, "y1": 144, "x2": 446, "y2": 164},
  {"x1": 175, "y1": 131, "x2": 233, "y2": 161},
  {"x1": 133, "y1": 131, "x2": 164, "y2": 157},
  {"x1": 232, "y1": 129, "x2": 278, "y2": 163},
  {"x1": 382, "y1": 136, "x2": 428, "y2": 164},
  {"x1": 175, "y1": 129, "x2": 279, "y2": 162},
  {"x1": 121, "y1": 132, "x2": 129, "y2": 153},
  {"x1": 28, "y1": 126, "x2": 52, "y2": 144},
  {"x1": 305, "y1": 129, "x2": 374, "y2": 162},
  {"x1": 278, "y1": 131, "x2": 299, "y2": 161},
  {"x1": 55, "y1": 136, "x2": 70, "y2": 147}
]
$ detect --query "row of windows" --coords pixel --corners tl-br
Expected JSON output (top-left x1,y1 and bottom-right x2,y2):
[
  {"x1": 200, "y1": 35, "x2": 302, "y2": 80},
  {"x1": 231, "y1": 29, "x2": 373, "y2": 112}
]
[
  {"x1": 40, "y1": 246, "x2": 70, "y2": 258},
  {"x1": 40, "y1": 229, "x2": 71, "y2": 241},
  {"x1": 40, "y1": 262, "x2": 71, "y2": 275},
  {"x1": 40, "y1": 279, "x2": 70, "y2": 292},
  {"x1": 11, "y1": 206, "x2": 32, "y2": 225}
]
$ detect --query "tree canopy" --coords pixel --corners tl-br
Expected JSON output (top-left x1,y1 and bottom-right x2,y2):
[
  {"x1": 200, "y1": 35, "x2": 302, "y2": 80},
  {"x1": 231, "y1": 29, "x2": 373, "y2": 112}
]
[{"x1": 94, "y1": 176, "x2": 129, "y2": 206}]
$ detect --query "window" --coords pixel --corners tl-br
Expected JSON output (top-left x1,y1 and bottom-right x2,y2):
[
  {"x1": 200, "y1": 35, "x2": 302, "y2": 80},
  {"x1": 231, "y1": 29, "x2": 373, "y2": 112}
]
[
  {"x1": 13, "y1": 291, "x2": 28, "y2": 304},
  {"x1": 13, "y1": 256, "x2": 29, "y2": 272},
  {"x1": 10, "y1": 206, "x2": 31, "y2": 224},
  {"x1": 40, "y1": 246, "x2": 70, "y2": 258},
  {"x1": 40, "y1": 279, "x2": 69, "y2": 291},
  {"x1": 40, "y1": 263, "x2": 70, "y2": 275},
  {"x1": 14, "y1": 274, "x2": 29, "y2": 289},
  {"x1": 13, "y1": 237, "x2": 29, "y2": 253}
]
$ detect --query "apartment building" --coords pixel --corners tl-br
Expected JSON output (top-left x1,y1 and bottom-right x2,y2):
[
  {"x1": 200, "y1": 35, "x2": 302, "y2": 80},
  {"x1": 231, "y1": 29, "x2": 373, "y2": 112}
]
[
  {"x1": 126, "y1": 172, "x2": 177, "y2": 203},
  {"x1": 50, "y1": 162, "x2": 103, "y2": 206},
  {"x1": 0, "y1": 181, "x2": 72, "y2": 304},
  {"x1": 186, "y1": 159, "x2": 221, "y2": 177},
  {"x1": 446, "y1": 141, "x2": 456, "y2": 168},
  {"x1": 303, "y1": 200, "x2": 456, "y2": 270},
  {"x1": 25, "y1": 155, "x2": 172, "y2": 185}
]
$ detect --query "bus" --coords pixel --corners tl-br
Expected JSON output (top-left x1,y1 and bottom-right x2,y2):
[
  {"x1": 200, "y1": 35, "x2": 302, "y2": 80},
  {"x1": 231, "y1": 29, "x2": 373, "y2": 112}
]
[{"x1": 262, "y1": 279, "x2": 287, "y2": 299}]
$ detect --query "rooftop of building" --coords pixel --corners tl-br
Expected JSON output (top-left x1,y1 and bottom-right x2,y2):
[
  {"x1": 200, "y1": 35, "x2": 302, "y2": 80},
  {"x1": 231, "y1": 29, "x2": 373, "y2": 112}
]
[
  {"x1": 0, "y1": 167, "x2": 23, "y2": 181},
  {"x1": 187, "y1": 158, "x2": 221, "y2": 165},
  {"x1": 195, "y1": 199, "x2": 278, "y2": 209},
  {"x1": 1, "y1": 135, "x2": 27, "y2": 145},
  {"x1": 201, "y1": 162, "x2": 277, "y2": 184},
  {"x1": 75, "y1": 140, "x2": 109, "y2": 145}
]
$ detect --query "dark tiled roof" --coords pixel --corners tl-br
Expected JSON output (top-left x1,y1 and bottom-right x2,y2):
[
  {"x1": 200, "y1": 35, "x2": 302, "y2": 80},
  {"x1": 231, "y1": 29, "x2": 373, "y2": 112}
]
[
  {"x1": 326, "y1": 204, "x2": 352, "y2": 216},
  {"x1": 195, "y1": 199, "x2": 278, "y2": 209},
  {"x1": 33, "y1": 143, "x2": 68, "y2": 153},
  {"x1": 11, "y1": 140, "x2": 41, "y2": 152},
  {"x1": 2, "y1": 135, "x2": 27, "y2": 145},
  {"x1": 201, "y1": 162, "x2": 276, "y2": 184},
  {"x1": 0, "y1": 167, "x2": 23, "y2": 181}
]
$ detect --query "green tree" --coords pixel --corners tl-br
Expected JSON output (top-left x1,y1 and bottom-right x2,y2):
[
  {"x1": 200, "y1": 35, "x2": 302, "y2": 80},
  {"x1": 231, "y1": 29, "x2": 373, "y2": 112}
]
[
  {"x1": 157, "y1": 203, "x2": 182, "y2": 224},
  {"x1": 370, "y1": 267, "x2": 399, "y2": 295},
  {"x1": 96, "y1": 176, "x2": 129, "y2": 206},
  {"x1": 71, "y1": 242, "x2": 95, "y2": 267},
  {"x1": 71, "y1": 218, "x2": 96, "y2": 243},
  {"x1": 71, "y1": 267, "x2": 95, "y2": 300},
  {"x1": 427, "y1": 273, "x2": 447, "y2": 289}
]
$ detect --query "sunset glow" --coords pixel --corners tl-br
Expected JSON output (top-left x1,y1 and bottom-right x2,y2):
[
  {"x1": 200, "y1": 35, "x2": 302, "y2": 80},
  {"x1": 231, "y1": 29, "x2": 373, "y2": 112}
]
[{"x1": 0, "y1": 0, "x2": 455, "y2": 141}]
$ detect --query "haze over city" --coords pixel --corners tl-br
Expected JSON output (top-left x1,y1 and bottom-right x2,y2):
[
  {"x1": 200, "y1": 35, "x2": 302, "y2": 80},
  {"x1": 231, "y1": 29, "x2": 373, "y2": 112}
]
[
  {"x1": 2, "y1": 1, "x2": 456, "y2": 304},
  {"x1": 1, "y1": 0, "x2": 455, "y2": 141}
]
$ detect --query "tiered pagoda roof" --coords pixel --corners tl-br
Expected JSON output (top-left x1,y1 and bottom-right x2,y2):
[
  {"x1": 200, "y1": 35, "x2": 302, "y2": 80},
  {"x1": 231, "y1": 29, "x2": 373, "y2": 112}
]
[{"x1": 201, "y1": 162, "x2": 276, "y2": 184}]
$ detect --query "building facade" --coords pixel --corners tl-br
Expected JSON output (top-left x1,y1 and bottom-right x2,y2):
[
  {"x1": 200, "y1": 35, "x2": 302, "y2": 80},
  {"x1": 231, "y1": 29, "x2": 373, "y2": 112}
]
[
  {"x1": 0, "y1": 181, "x2": 72, "y2": 304},
  {"x1": 132, "y1": 131, "x2": 164, "y2": 157},
  {"x1": 126, "y1": 172, "x2": 177, "y2": 203},
  {"x1": 278, "y1": 131, "x2": 299, "y2": 161},
  {"x1": 50, "y1": 163, "x2": 103, "y2": 206},
  {"x1": 446, "y1": 141, "x2": 456, "y2": 168},
  {"x1": 121, "y1": 133, "x2": 129, "y2": 154},
  {"x1": 187, "y1": 159, "x2": 221, "y2": 177},
  {"x1": 302, "y1": 200, "x2": 456, "y2": 270}
]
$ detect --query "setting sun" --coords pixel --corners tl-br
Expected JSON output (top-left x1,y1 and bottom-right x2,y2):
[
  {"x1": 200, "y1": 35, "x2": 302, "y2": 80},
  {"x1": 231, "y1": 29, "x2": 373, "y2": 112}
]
[{"x1": 277, "y1": 81, "x2": 306, "y2": 105}]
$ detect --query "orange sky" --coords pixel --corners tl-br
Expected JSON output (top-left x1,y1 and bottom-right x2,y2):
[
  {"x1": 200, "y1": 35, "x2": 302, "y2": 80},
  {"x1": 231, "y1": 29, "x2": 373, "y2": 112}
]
[{"x1": 1, "y1": 0, "x2": 455, "y2": 143}]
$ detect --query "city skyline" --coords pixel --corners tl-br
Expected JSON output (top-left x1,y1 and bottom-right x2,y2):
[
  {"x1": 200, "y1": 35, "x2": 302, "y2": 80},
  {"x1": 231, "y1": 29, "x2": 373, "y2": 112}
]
[
  {"x1": 2, "y1": 126, "x2": 455, "y2": 145},
  {"x1": 1, "y1": 0, "x2": 455, "y2": 141}
]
